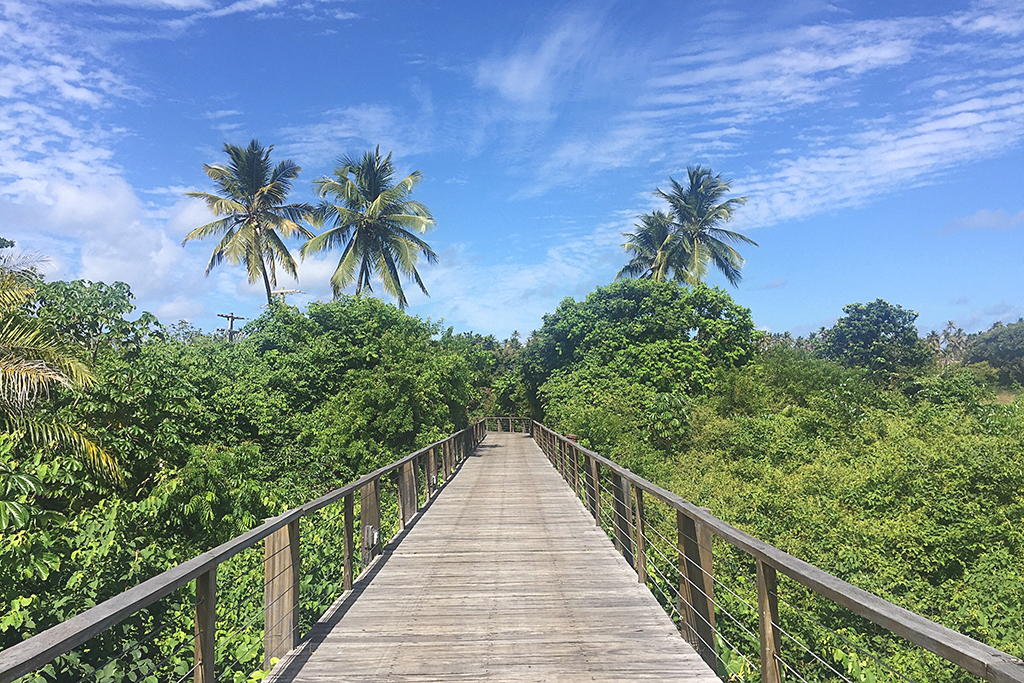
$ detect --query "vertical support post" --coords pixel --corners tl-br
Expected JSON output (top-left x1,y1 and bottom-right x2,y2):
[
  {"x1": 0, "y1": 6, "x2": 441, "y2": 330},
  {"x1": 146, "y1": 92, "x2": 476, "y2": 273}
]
[
  {"x1": 634, "y1": 488, "x2": 646, "y2": 584},
  {"x1": 611, "y1": 473, "x2": 634, "y2": 566},
  {"x1": 264, "y1": 519, "x2": 299, "y2": 668},
  {"x1": 757, "y1": 559, "x2": 783, "y2": 683},
  {"x1": 678, "y1": 510, "x2": 716, "y2": 671},
  {"x1": 194, "y1": 568, "x2": 215, "y2": 683},
  {"x1": 398, "y1": 460, "x2": 417, "y2": 527},
  {"x1": 360, "y1": 479, "x2": 380, "y2": 567},
  {"x1": 584, "y1": 455, "x2": 598, "y2": 521},
  {"x1": 590, "y1": 458, "x2": 601, "y2": 524},
  {"x1": 343, "y1": 493, "x2": 353, "y2": 591},
  {"x1": 426, "y1": 447, "x2": 436, "y2": 497},
  {"x1": 571, "y1": 446, "x2": 580, "y2": 497}
]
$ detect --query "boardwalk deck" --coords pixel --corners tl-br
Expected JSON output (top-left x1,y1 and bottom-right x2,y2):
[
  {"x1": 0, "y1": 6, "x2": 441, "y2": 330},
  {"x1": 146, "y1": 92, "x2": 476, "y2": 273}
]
[{"x1": 269, "y1": 432, "x2": 719, "y2": 682}]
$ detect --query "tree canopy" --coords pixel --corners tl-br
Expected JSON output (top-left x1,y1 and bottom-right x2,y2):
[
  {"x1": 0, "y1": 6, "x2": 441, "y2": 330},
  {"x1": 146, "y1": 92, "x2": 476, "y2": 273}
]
[{"x1": 817, "y1": 299, "x2": 931, "y2": 377}]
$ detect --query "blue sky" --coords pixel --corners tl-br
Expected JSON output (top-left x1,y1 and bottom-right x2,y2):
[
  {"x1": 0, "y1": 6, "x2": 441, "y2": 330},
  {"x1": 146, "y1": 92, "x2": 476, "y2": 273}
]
[{"x1": 3, "y1": 0, "x2": 1024, "y2": 339}]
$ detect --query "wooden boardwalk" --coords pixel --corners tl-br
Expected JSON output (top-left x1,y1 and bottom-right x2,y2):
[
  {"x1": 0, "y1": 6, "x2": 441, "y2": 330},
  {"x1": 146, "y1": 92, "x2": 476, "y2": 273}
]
[{"x1": 269, "y1": 432, "x2": 719, "y2": 682}]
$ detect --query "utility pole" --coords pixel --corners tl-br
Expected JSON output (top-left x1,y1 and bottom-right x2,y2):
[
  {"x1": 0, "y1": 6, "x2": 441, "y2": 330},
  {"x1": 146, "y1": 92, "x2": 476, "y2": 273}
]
[
  {"x1": 270, "y1": 289, "x2": 303, "y2": 304},
  {"x1": 216, "y1": 312, "x2": 247, "y2": 342}
]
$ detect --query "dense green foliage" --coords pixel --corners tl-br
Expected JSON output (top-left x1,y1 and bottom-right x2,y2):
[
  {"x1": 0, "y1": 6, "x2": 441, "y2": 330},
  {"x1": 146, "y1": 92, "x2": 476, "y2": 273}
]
[
  {"x1": 4, "y1": 264, "x2": 1023, "y2": 683},
  {"x1": 1, "y1": 278, "x2": 478, "y2": 681},
  {"x1": 525, "y1": 285, "x2": 1023, "y2": 681},
  {"x1": 965, "y1": 319, "x2": 1024, "y2": 386}
]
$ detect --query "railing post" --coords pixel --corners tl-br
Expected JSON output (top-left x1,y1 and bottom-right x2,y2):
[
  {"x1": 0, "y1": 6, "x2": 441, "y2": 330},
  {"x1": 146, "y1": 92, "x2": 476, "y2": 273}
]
[
  {"x1": 398, "y1": 460, "x2": 416, "y2": 528},
  {"x1": 360, "y1": 479, "x2": 380, "y2": 566},
  {"x1": 571, "y1": 445, "x2": 580, "y2": 497},
  {"x1": 584, "y1": 454, "x2": 598, "y2": 522},
  {"x1": 678, "y1": 510, "x2": 716, "y2": 671},
  {"x1": 591, "y1": 458, "x2": 601, "y2": 524},
  {"x1": 611, "y1": 474, "x2": 634, "y2": 566},
  {"x1": 634, "y1": 489, "x2": 646, "y2": 584},
  {"x1": 758, "y1": 559, "x2": 783, "y2": 683},
  {"x1": 426, "y1": 447, "x2": 436, "y2": 497},
  {"x1": 194, "y1": 569, "x2": 215, "y2": 683},
  {"x1": 343, "y1": 492, "x2": 354, "y2": 591},
  {"x1": 264, "y1": 519, "x2": 299, "y2": 668}
]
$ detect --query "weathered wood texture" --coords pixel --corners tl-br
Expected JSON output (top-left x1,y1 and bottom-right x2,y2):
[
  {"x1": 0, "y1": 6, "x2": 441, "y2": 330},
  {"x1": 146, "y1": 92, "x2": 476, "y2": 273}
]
[
  {"x1": 270, "y1": 433, "x2": 716, "y2": 682},
  {"x1": 264, "y1": 520, "x2": 300, "y2": 667}
]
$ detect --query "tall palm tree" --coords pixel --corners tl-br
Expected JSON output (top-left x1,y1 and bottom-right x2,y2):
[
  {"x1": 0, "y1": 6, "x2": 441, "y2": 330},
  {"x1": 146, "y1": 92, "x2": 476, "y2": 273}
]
[
  {"x1": 616, "y1": 211, "x2": 690, "y2": 282},
  {"x1": 0, "y1": 251, "x2": 119, "y2": 485},
  {"x1": 182, "y1": 140, "x2": 314, "y2": 306},
  {"x1": 301, "y1": 147, "x2": 437, "y2": 309},
  {"x1": 655, "y1": 166, "x2": 756, "y2": 286}
]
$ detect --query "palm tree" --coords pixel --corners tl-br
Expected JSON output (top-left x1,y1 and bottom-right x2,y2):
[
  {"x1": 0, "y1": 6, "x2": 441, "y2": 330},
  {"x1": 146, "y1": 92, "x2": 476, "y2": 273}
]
[
  {"x1": 0, "y1": 251, "x2": 119, "y2": 485},
  {"x1": 616, "y1": 210, "x2": 690, "y2": 282},
  {"x1": 655, "y1": 166, "x2": 756, "y2": 286},
  {"x1": 301, "y1": 147, "x2": 436, "y2": 309},
  {"x1": 182, "y1": 140, "x2": 314, "y2": 306}
]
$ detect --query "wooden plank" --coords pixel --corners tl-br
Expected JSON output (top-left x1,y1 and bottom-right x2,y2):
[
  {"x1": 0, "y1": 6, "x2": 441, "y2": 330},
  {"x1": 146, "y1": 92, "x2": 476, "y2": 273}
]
[
  {"x1": 757, "y1": 559, "x2": 782, "y2": 683},
  {"x1": 193, "y1": 569, "x2": 215, "y2": 683},
  {"x1": 264, "y1": 520, "x2": 300, "y2": 668}
]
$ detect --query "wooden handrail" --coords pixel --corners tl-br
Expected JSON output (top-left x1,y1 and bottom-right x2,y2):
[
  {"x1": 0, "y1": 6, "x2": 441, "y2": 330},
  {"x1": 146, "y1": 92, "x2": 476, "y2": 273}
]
[
  {"x1": 0, "y1": 420, "x2": 488, "y2": 683},
  {"x1": 529, "y1": 421, "x2": 1024, "y2": 683}
]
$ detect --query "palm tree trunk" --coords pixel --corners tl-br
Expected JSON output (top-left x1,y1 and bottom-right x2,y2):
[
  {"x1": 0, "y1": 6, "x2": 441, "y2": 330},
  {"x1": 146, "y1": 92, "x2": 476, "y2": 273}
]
[{"x1": 259, "y1": 254, "x2": 274, "y2": 306}]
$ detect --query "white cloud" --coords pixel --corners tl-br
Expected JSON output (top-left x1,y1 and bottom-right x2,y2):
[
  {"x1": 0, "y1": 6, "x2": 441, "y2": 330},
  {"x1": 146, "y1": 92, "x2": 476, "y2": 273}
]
[
  {"x1": 476, "y1": 11, "x2": 602, "y2": 112},
  {"x1": 280, "y1": 103, "x2": 436, "y2": 167},
  {"x1": 945, "y1": 208, "x2": 1024, "y2": 232}
]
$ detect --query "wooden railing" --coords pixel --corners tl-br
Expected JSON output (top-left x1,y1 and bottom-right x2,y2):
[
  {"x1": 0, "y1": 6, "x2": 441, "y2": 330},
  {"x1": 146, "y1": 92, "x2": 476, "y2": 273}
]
[
  {"x1": 482, "y1": 416, "x2": 530, "y2": 433},
  {"x1": 0, "y1": 421, "x2": 487, "y2": 683},
  {"x1": 526, "y1": 420, "x2": 1024, "y2": 683}
]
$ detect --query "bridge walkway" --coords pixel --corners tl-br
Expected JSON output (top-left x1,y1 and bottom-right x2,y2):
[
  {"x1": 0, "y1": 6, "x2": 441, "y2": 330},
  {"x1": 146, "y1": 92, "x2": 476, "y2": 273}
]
[{"x1": 268, "y1": 431, "x2": 718, "y2": 682}]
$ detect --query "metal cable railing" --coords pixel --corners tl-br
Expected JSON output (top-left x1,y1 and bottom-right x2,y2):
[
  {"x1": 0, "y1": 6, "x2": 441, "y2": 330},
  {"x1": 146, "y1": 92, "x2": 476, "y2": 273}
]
[
  {"x1": 0, "y1": 421, "x2": 488, "y2": 683},
  {"x1": 527, "y1": 419, "x2": 1024, "y2": 683}
]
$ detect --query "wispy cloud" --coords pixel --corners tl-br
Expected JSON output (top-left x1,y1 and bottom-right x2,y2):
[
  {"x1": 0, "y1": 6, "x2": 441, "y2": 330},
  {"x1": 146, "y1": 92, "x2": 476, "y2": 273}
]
[
  {"x1": 945, "y1": 208, "x2": 1024, "y2": 232},
  {"x1": 280, "y1": 101, "x2": 436, "y2": 167},
  {"x1": 504, "y1": 0, "x2": 1024, "y2": 230}
]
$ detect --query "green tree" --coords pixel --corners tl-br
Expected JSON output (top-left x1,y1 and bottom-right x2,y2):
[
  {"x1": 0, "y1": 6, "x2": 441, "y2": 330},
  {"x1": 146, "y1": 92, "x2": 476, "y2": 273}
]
[
  {"x1": 617, "y1": 210, "x2": 688, "y2": 282},
  {"x1": 301, "y1": 147, "x2": 436, "y2": 309},
  {"x1": 655, "y1": 166, "x2": 756, "y2": 286},
  {"x1": 818, "y1": 299, "x2": 931, "y2": 377},
  {"x1": 964, "y1": 318, "x2": 1024, "y2": 385},
  {"x1": 182, "y1": 140, "x2": 314, "y2": 306}
]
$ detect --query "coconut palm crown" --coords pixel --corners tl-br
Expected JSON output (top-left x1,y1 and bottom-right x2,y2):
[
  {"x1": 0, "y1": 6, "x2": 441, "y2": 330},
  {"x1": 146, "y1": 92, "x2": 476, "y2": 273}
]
[
  {"x1": 616, "y1": 210, "x2": 690, "y2": 282},
  {"x1": 182, "y1": 140, "x2": 314, "y2": 305},
  {"x1": 654, "y1": 166, "x2": 756, "y2": 287},
  {"x1": 301, "y1": 147, "x2": 437, "y2": 309}
]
